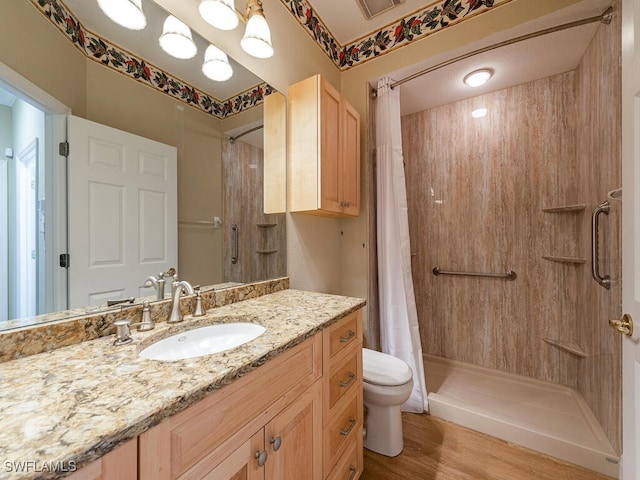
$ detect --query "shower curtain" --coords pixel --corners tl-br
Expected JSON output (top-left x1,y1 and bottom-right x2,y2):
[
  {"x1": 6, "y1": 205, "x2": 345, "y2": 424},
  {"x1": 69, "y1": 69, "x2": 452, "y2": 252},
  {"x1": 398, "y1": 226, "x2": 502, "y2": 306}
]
[{"x1": 375, "y1": 77, "x2": 428, "y2": 413}]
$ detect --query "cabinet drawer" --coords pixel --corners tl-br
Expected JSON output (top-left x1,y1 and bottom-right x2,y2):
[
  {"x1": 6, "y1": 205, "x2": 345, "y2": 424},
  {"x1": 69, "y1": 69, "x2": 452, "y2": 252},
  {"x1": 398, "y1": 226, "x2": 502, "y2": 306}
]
[
  {"x1": 327, "y1": 311, "x2": 361, "y2": 360},
  {"x1": 326, "y1": 439, "x2": 360, "y2": 480},
  {"x1": 328, "y1": 350, "x2": 360, "y2": 410},
  {"x1": 324, "y1": 391, "x2": 362, "y2": 474}
]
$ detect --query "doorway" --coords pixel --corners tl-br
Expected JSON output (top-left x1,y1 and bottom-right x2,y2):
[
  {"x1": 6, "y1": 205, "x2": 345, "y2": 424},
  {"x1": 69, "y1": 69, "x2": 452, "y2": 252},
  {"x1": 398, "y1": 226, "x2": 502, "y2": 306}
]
[{"x1": 0, "y1": 62, "x2": 69, "y2": 324}]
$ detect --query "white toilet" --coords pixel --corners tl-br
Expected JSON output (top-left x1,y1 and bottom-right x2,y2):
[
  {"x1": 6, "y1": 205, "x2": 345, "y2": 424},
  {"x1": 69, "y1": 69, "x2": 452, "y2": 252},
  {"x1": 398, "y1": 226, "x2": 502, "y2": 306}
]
[{"x1": 362, "y1": 348, "x2": 414, "y2": 457}]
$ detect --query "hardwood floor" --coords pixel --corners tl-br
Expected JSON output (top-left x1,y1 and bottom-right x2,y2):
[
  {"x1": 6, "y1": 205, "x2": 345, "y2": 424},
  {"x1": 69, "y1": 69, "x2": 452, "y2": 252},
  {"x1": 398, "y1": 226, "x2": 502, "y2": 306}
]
[{"x1": 361, "y1": 414, "x2": 615, "y2": 480}]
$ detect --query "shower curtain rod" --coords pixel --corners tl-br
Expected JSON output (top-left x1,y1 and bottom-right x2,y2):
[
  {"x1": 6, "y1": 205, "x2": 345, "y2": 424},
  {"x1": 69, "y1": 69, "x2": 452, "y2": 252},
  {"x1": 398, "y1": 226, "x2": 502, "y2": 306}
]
[
  {"x1": 388, "y1": 6, "x2": 613, "y2": 90},
  {"x1": 229, "y1": 124, "x2": 264, "y2": 144}
]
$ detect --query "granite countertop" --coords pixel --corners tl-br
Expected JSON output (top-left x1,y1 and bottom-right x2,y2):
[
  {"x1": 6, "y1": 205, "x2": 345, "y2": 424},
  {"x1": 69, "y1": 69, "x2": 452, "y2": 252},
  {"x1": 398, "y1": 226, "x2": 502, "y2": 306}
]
[{"x1": 0, "y1": 289, "x2": 365, "y2": 480}]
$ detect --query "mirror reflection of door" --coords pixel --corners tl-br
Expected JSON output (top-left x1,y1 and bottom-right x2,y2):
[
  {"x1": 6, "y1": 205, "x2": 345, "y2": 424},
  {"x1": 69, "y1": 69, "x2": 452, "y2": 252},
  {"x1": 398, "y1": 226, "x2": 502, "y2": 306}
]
[
  {"x1": 67, "y1": 115, "x2": 177, "y2": 308},
  {"x1": 0, "y1": 90, "x2": 46, "y2": 321}
]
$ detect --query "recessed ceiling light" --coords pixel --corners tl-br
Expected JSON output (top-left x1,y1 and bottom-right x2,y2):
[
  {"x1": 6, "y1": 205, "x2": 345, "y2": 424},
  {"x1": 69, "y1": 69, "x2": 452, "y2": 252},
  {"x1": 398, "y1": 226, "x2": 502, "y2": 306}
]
[
  {"x1": 464, "y1": 69, "x2": 493, "y2": 87},
  {"x1": 471, "y1": 108, "x2": 488, "y2": 118}
]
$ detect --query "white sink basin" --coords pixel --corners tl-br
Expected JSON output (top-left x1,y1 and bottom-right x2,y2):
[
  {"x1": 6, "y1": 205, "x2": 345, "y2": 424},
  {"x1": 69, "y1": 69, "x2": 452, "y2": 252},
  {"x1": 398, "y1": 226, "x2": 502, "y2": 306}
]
[{"x1": 139, "y1": 322, "x2": 266, "y2": 361}]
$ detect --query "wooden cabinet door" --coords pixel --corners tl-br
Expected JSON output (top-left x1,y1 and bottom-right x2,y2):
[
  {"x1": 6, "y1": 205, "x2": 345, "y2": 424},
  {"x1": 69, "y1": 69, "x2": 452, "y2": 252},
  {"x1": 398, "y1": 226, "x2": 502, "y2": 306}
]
[
  {"x1": 320, "y1": 78, "x2": 342, "y2": 213},
  {"x1": 198, "y1": 431, "x2": 264, "y2": 480},
  {"x1": 67, "y1": 439, "x2": 137, "y2": 480},
  {"x1": 340, "y1": 101, "x2": 360, "y2": 216},
  {"x1": 265, "y1": 381, "x2": 323, "y2": 480}
]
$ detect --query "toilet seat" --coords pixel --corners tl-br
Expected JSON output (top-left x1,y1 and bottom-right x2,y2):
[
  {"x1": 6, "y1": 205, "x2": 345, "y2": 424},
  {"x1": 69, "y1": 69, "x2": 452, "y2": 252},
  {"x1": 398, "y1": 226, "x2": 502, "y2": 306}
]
[{"x1": 363, "y1": 348, "x2": 413, "y2": 387}]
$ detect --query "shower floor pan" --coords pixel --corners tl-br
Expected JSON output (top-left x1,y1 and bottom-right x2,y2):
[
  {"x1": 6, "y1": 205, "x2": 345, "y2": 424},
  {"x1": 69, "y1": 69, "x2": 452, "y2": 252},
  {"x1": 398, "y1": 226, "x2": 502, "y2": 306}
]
[{"x1": 424, "y1": 354, "x2": 618, "y2": 477}]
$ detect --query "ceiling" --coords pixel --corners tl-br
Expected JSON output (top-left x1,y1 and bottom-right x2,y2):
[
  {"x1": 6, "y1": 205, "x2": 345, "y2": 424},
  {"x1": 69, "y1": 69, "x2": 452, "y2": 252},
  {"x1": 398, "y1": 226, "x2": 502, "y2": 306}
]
[
  {"x1": 45, "y1": 0, "x2": 612, "y2": 118},
  {"x1": 385, "y1": 0, "x2": 612, "y2": 115}
]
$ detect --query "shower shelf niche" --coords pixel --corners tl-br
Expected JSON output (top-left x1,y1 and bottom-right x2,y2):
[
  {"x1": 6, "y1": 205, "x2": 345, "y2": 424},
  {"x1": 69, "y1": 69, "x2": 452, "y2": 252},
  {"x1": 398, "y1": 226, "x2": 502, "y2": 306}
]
[
  {"x1": 542, "y1": 255, "x2": 587, "y2": 264},
  {"x1": 543, "y1": 338, "x2": 587, "y2": 357},
  {"x1": 541, "y1": 204, "x2": 586, "y2": 213}
]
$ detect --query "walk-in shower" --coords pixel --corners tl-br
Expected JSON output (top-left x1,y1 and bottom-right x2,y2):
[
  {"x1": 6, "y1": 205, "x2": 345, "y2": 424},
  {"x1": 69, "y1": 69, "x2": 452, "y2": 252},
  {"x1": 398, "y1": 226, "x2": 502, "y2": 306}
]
[{"x1": 372, "y1": 1, "x2": 621, "y2": 476}]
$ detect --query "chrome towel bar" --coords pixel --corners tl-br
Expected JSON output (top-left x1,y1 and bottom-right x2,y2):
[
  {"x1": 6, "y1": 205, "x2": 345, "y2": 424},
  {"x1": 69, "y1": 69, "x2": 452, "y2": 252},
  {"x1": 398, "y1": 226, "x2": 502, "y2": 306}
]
[
  {"x1": 432, "y1": 267, "x2": 517, "y2": 281},
  {"x1": 231, "y1": 223, "x2": 239, "y2": 265},
  {"x1": 591, "y1": 201, "x2": 611, "y2": 289}
]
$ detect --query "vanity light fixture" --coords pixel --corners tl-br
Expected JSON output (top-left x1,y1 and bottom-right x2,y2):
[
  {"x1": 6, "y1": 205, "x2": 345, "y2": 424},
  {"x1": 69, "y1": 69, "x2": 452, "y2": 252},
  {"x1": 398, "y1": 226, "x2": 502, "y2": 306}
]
[
  {"x1": 241, "y1": 0, "x2": 274, "y2": 58},
  {"x1": 197, "y1": 0, "x2": 274, "y2": 59},
  {"x1": 471, "y1": 107, "x2": 488, "y2": 118},
  {"x1": 202, "y1": 44, "x2": 234, "y2": 81},
  {"x1": 463, "y1": 68, "x2": 493, "y2": 87},
  {"x1": 97, "y1": 0, "x2": 146, "y2": 30},
  {"x1": 199, "y1": 0, "x2": 239, "y2": 31},
  {"x1": 159, "y1": 15, "x2": 198, "y2": 59}
]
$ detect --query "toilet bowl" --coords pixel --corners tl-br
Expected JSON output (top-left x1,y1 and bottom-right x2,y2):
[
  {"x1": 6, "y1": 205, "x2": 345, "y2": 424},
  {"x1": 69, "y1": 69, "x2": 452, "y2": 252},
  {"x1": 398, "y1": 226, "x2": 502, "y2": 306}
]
[{"x1": 362, "y1": 348, "x2": 414, "y2": 457}]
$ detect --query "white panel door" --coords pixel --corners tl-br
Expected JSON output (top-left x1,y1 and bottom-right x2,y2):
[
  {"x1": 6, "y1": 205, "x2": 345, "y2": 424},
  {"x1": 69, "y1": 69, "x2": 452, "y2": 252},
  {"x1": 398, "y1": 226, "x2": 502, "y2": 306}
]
[
  {"x1": 621, "y1": 1, "x2": 640, "y2": 478},
  {"x1": 67, "y1": 115, "x2": 177, "y2": 308}
]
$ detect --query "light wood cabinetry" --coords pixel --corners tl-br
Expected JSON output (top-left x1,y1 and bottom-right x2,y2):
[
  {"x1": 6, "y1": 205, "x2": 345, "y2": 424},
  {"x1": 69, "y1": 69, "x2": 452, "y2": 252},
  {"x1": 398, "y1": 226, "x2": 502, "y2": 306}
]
[
  {"x1": 323, "y1": 310, "x2": 364, "y2": 479},
  {"x1": 68, "y1": 439, "x2": 137, "y2": 480},
  {"x1": 139, "y1": 335, "x2": 322, "y2": 480},
  {"x1": 138, "y1": 310, "x2": 363, "y2": 480},
  {"x1": 263, "y1": 91, "x2": 287, "y2": 214},
  {"x1": 288, "y1": 74, "x2": 361, "y2": 217}
]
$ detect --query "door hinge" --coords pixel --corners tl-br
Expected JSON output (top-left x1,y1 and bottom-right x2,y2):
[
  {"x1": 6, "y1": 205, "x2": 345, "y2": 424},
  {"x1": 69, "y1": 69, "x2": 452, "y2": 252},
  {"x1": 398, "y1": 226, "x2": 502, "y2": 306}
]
[
  {"x1": 59, "y1": 141, "x2": 69, "y2": 157},
  {"x1": 59, "y1": 253, "x2": 70, "y2": 268}
]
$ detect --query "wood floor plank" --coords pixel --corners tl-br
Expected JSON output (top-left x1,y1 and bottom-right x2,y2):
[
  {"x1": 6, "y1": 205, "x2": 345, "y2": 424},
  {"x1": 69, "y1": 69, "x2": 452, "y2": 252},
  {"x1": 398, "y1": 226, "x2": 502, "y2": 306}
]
[{"x1": 361, "y1": 414, "x2": 615, "y2": 480}]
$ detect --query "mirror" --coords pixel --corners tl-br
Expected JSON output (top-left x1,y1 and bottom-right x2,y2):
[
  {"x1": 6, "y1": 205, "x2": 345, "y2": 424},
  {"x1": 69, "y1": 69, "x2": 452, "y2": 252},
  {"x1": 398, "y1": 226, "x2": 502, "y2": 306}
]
[{"x1": 0, "y1": 0, "x2": 286, "y2": 329}]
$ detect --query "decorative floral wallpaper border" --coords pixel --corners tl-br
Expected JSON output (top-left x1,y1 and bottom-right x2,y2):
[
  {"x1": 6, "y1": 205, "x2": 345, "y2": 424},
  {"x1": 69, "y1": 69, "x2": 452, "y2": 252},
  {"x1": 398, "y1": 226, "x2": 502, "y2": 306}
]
[
  {"x1": 282, "y1": 0, "x2": 512, "y2": 70},
  {"x1": 29, "y1": 0, "x2": 274, "y2": 119}
]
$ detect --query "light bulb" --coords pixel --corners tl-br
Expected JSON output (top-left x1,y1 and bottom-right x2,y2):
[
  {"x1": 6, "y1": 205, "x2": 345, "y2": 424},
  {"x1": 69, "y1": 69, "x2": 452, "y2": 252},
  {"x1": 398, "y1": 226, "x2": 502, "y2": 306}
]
[
  {"x1": 97, "y1": 0, "x2": 146, "y2": 30},
  {"x1": 241, "y1": 13, "x2": 273, "y2": 58},
  {"x1": 159, "y1": 15, "x2": 197, "y2": 59},
  {"x1": 202, "y1": 44, "x2": 233, "y2": 81},
  {"x1": 199, "y1": 0, "x2": 239, "y2": 30}
]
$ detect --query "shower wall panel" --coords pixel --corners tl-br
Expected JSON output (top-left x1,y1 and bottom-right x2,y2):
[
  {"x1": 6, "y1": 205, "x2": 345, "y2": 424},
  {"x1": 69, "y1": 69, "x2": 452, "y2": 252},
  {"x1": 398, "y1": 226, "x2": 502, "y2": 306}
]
[
  {"x1": 222, "y1": 139, "x2": 286, "y2": 283},
  {"x1": 403, "y1": 72, "x2": 580, "y2": 388},
  {"x1": 575, "y1": 0, "x2": 622, "y2": 452}
]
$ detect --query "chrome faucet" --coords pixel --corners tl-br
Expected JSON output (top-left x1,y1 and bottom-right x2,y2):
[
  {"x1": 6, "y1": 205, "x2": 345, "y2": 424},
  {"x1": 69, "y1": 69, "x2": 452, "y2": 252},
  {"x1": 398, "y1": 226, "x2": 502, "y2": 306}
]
[
  {"x1": 144, "y1": 274, "x2": 166, "y2": 301},
  {"x1": 167, "y1": 280, "x2": 194, "y2": 323},
  {"x1": 145, "y1": 267, "x2": 175, "y2": 300}
]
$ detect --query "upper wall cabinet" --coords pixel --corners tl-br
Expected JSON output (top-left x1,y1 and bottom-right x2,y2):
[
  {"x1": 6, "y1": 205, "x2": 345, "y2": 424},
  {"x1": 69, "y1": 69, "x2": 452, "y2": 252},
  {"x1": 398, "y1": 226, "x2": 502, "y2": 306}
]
[{"x1": 288, "y1": 75, "x2": 361, "y2": 217}]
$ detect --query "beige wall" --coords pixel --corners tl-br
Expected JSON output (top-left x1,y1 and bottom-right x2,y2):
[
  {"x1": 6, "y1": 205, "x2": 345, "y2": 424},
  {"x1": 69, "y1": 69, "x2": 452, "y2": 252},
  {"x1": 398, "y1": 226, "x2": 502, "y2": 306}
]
[{"x1": 0, "y1": 0, "x2": 86, "y2": 115}]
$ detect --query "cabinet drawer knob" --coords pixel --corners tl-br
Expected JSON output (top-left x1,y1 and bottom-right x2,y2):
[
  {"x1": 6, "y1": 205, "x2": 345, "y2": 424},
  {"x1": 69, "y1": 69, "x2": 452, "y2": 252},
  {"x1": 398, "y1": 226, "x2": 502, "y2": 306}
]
[
  {"x1": 339, "y1": 330, "x2": 356, "y2": 343},
  {"x1": 255, "y1": 450, "x2": 268, "y2": 467},
  {"x1": 270, "y1": 436, "x2": 282, "y2": 451},
  {"x1": 339, "y1": 416, "x2": 357, "y2": 436},
  {"x1": 339, "y1": 372, "x2": 357, "y2": 388},
  {"x1": 348, "y1": 465, "x2": 358, "y2": 480}
]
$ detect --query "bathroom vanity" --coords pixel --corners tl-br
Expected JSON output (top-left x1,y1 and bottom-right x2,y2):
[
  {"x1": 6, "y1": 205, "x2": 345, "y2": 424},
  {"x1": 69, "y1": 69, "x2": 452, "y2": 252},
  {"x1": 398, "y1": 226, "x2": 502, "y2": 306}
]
[{"x1": 0, "y1": 286, "x2": 364, "y2": 480}]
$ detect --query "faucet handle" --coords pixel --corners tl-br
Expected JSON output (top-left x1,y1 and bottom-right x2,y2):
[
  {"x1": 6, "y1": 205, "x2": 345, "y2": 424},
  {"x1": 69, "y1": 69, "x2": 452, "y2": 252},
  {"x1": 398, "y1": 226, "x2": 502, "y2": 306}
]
[
  {"x1": 131, "y1": 301, "x2": 155, "y2": 332},
  {"x1": 193, "y1": 289, "x2": 205, "y2": 317}
]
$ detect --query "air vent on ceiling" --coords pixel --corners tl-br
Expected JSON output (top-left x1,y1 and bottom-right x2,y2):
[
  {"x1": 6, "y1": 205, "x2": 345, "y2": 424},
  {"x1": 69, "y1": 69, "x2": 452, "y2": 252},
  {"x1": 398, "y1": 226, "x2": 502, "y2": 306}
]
[{"x1": 357, "y1": 0, "x2": 406, "y2": 20}]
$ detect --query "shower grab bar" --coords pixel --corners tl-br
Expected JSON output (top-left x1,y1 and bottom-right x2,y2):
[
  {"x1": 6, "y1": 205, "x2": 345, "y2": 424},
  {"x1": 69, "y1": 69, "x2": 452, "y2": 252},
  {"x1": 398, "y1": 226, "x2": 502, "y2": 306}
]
[
  {"x1": 591, "y1": 201, "x2": 611, "y2": 289},
  {"x1": 432, "y1": 267, "x2": 517, "y2": 281},
  {"x1": 231, "y1": 223, "x2": 239, "y2": 265}
]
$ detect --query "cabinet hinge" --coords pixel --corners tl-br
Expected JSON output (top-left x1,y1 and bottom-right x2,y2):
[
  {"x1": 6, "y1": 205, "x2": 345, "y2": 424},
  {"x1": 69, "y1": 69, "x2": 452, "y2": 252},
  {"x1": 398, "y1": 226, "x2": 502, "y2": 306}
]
[
  {"x1": 59, "y1": 253, "x2": 70, "y2": 268},
  {"x1": 59, "y1": 141, "x2": 69, "y2": 157}
]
